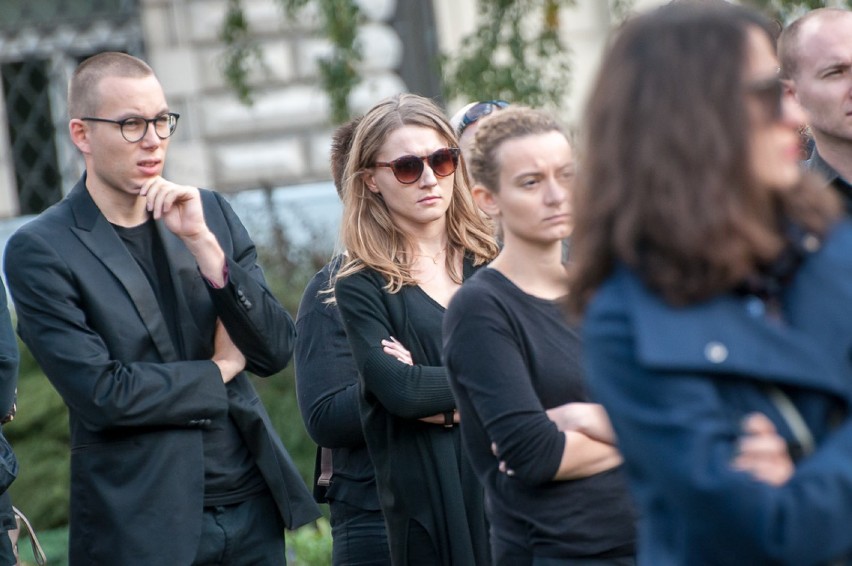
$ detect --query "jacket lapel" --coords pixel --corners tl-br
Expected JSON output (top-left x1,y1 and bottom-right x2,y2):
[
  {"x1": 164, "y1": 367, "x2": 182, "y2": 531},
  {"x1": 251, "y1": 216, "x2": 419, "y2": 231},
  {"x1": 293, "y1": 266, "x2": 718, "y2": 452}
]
[
  {"x1": 624, "y1": 270, "x2": 851, "y2": 400},
  {"x1": 67, "y1": 180, "x2": 180, "y2": 362}
]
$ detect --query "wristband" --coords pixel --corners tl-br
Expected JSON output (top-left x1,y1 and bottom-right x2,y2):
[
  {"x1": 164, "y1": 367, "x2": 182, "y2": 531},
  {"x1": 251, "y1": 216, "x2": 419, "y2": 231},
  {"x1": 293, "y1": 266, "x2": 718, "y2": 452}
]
[{"x1": 443, "y1": 410, "x2": 454, "y2": 428}]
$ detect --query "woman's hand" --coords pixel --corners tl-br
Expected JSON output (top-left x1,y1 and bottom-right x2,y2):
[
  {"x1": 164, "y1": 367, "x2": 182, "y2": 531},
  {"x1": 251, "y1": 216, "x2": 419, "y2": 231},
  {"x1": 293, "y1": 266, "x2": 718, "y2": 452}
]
[
  {"x1": 382, "y1": 336, "x2": 413, "y2": 365},
  {"x1": 379, "y1": 336, "x2": 454, "y2": 425},
  {"x1": 419, "y1": 410, "x2": 460, "y2": 425},
  {"x1": 731, "y1": 412, "x2": 794, "y2": 486},
  {"x1": 547, "y1": 402, "x2": 617, "y2": 444}
]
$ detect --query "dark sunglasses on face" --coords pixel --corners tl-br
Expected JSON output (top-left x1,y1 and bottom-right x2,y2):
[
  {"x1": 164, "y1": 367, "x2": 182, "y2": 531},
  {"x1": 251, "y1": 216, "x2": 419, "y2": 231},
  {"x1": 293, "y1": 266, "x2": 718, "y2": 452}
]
[
  {"x1": 457, "y1": 100, "x2": 510, "y2": 136},
  {"x1": 745, "y1": 76, "x2": 783, "y2": 122},
  {"x1": 372, "y1": 147, "x2": 461, "y2": 185}
]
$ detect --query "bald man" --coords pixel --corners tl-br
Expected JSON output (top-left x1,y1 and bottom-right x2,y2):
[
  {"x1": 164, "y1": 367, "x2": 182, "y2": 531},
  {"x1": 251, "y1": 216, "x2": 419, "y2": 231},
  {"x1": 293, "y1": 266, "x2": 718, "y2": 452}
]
[{"x1": 779, "y1": 8, "x2": 852, "y2": 211}]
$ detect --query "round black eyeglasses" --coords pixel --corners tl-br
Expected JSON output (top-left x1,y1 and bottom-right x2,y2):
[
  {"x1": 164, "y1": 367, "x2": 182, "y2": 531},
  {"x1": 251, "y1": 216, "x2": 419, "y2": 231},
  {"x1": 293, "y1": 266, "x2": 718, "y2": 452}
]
[
  {"x1": 80, "y1": 112, "x2": 180, "y2": 143},
  {"x1": 372, "y1": 148, "x2": 461, "y2": 185}
]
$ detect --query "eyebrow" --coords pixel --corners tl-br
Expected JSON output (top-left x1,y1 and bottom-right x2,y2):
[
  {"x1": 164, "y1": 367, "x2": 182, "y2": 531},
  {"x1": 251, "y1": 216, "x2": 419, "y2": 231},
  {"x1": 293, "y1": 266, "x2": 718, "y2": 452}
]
[
  {"x1": 815, "y1": 60, "x2": 851, "y2": 76},
  {"x1": 114, "y1": 108, "x2": 171, "y2": 120}
]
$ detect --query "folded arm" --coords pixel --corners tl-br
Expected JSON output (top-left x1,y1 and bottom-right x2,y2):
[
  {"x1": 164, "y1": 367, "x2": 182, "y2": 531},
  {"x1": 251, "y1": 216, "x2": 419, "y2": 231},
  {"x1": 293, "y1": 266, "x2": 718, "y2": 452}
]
[{"x1": 335, "y1": 271, "x2": 455, "y2": 419}]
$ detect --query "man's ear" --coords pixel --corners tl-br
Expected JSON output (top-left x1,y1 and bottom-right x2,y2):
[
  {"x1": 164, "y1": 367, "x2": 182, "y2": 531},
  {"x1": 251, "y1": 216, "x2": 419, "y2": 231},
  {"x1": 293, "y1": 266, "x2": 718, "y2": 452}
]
[
  {"x1": 69, "y1": 119, "x2": 91, "y2": 155},
  {"x1": 782, "y1": 78, "x2": 798, "y2": 102},
  {"x1": 471, "y1": 184, "x2": 500, "y2": 217}
]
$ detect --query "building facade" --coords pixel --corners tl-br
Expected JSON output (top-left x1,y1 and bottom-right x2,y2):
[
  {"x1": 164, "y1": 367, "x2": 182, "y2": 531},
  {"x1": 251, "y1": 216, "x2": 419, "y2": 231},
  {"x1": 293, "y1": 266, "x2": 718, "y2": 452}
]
[{"x1": 0, "y1": 0, "x2": 664, "y2": 221}]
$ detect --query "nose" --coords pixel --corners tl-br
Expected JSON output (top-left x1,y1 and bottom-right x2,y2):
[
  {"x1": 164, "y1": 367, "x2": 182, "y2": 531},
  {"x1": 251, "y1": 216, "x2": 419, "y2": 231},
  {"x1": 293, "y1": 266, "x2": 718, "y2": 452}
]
[
  {"x1": 419, "y1": 160, "x2": 439, "y2": 187},
  {"x1": 543, "y1": 176, "x2": 569, "y2": 205},
  {"x1": 139, "y1": 121, "x2": 162, "y2": 147}
]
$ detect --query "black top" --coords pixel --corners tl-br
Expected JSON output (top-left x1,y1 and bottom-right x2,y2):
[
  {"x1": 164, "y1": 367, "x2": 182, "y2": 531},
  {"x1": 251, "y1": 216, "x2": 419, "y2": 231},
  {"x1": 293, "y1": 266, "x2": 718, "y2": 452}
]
[
  {"x1": 443, "y1": 268, "x2": 636, "y2": 562},
  {"x1": 113, "y1": 219, "x2": 264, "y2": 506},
  {"x1": 335, "y1": 258, "x2": 490, "y2": 566},
  {"x1": 294, "y1": 256, "x2": 381, "y2": 510},
  {"x1": 806, "y1": 147, "x2": 852, "y2": 215}
]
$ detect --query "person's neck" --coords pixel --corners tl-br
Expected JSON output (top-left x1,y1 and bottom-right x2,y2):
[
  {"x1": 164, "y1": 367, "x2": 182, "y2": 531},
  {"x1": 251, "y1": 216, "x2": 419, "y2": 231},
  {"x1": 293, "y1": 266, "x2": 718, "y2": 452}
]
[
  {"x1": 402, "y1": 217, "x2": 449, "y2": 257},
  {"x1": 86, "y1": 177, "x2": 150, "y2": 227},
  {"x1": 812, "y1": 133, "x2": 852, "y2": 183},
  {"x1": 489, "y1": 237, "x2": 568, "y2": 300}
]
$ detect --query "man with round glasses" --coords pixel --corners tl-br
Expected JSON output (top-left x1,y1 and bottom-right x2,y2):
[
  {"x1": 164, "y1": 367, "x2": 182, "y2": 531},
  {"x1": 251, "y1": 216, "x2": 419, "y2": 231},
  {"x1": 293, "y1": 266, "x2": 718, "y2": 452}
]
[{"x1": 3, "y1": 51, "x2": 319, "y2": 565}]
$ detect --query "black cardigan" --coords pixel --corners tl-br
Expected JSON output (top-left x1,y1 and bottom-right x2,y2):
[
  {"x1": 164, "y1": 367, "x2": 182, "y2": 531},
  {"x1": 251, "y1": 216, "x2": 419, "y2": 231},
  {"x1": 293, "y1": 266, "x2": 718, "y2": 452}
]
[{"x1": 334, "y1": 256, "x2": 490, "y2": 566}]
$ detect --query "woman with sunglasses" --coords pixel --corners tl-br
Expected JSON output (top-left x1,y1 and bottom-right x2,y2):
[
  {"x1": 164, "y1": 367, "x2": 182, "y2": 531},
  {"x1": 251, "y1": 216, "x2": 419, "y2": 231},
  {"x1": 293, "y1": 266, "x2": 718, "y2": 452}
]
[
  {"x1": 443, "y1": 106, "x2": 637, "y2": 565},
  {"x1": 333, "y1": 93, "x2": 498, "y2": 565},
  {"x1": 569, "y1": 3, "x2": 852, "y2": 564}
]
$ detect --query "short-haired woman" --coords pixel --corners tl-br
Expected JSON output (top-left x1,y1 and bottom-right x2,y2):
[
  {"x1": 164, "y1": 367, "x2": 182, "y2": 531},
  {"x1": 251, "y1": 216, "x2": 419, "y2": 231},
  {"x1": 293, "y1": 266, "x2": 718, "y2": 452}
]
[{"x1": 443, "y1": 106, "x2": 637, "y2": 565}]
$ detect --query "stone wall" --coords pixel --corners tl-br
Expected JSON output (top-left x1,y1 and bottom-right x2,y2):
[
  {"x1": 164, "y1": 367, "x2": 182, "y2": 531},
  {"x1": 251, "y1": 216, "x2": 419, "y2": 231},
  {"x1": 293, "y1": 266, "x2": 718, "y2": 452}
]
[{"x1": 140, "y1": 0, "x2": 406, "y2": 193}]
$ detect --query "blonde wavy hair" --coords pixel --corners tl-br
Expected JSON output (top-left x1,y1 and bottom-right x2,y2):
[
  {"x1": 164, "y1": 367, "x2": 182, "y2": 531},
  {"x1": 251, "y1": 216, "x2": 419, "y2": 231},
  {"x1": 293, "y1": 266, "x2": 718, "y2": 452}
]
[{"x1": 335, "y1": 93, "x2": 498, "y2": 292}]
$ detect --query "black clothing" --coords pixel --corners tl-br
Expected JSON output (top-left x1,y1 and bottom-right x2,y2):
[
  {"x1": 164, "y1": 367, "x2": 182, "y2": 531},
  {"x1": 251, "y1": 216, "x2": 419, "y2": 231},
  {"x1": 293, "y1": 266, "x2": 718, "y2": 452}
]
[
  {"x1": 335, "y1": 257, "x2": 490, "y2": 566},
  {"x1": 295, "y1": 257, "x2": 383, "y2": 511},
  {"x1": 806, "y1": 147, "x2": 852, "y2": 214},
  {"x1": 113, "y1": 219, "x2": 265, "y2": 507},
  {"x1": 5, "y1": 175, "x2": 320, "y2": 565},
  {"x1": 444, "y1": 268, "x2": 636, "y2": 564},
  {"x1": 295, "y1": 257, "x2": 391, "y2": 565},
  {"x1": 0, "y1": 278, "x2": 17, "y2": 566}
]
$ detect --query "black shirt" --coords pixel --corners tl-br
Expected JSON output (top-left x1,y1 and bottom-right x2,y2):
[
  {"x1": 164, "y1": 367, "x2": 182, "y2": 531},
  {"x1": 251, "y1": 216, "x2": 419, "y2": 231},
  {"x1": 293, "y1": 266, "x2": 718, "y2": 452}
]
[
  {"x1": 806, "y1": 148, "x2": 852, "y2": 215},
  {"x1": 444, "y1": 268, "x2": 636, "y2": 562},
  {"x1": 294, "y1": 257, "x2": 382, "y2": 510},
  {"x1": 113, "y1": 219, "x2": 264, "y2": 506}
]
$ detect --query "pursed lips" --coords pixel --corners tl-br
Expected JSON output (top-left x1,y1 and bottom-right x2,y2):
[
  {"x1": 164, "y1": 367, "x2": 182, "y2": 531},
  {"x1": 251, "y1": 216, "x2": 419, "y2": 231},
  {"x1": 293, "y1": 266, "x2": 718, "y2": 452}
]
[{"x1": 542, "y1": 212, "x2": 571, "y2": 223}]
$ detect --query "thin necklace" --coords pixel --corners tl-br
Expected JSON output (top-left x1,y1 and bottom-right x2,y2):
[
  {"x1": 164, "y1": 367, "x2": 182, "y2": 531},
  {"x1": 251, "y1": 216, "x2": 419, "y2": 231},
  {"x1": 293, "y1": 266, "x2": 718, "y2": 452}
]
[{"x1": 415, "y1": 247, "x2": 446, "y2": 264}]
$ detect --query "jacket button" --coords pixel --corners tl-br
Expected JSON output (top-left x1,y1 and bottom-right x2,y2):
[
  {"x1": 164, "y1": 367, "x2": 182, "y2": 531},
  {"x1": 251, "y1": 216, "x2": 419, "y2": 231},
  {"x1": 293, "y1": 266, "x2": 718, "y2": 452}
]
[
  {"x1": 744, "y1": 296, "x2": 765, "y2": 318},
  {"x1": 705, "y1": 342, "x2": 728, "y2": 363}
]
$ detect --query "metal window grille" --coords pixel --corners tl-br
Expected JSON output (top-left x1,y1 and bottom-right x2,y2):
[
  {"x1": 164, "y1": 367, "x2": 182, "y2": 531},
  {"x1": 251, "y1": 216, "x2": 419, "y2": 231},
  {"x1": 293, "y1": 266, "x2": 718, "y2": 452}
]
[{"x1": 0, "y1": 0, "x2": 143, "y2": 217}]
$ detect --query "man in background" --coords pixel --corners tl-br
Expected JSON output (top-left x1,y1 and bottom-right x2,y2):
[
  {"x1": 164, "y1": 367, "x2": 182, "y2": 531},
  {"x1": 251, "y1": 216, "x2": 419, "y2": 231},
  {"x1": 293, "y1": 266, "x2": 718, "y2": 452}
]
[{"x1": 779, "y1": 8, "x2": 852, "y2": 210}]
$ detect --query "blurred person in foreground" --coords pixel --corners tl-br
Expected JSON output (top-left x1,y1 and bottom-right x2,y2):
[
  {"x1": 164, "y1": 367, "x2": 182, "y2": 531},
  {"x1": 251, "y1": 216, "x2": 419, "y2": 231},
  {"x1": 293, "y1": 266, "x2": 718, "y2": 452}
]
[
  {"x1": 294, "y1": 116, "x2": 391, "y2": 566},
  {"x1": 569, "y1": 3, "x2": 852, "y2": 564},
  {"x1": 443, "y1": 106, "x2": 637, "y2": 565}
]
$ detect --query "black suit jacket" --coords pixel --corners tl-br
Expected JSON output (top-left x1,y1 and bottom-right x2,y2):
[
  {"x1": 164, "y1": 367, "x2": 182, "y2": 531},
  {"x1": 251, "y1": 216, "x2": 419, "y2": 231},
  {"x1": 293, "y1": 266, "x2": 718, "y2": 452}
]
[{"x1": 4, "y1": 174, "x2": 319, "y2": 565}]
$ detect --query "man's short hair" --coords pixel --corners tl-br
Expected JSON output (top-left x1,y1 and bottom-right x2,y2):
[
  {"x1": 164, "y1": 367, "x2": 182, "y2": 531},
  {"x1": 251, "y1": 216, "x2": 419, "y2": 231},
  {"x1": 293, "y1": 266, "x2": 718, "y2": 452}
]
[
  {"x1": 330, "y1": 116, "x2": 362, "y2": 199},
  {"x1": 779, "y1": 8, "x2": 850, "y2": 79},
  {"x1": 67, "y1": 52, "x2": 154, "y2": 118}
]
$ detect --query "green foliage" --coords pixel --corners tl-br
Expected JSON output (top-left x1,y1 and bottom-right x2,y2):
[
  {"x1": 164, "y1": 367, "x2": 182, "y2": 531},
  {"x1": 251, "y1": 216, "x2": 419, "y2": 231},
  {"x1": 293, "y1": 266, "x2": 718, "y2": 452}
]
[
  {"x1": 286, "y1": 517, "x2": 333, "y2": 565},
  {"x1": 5, "y1": 340, "x2": 70, "y2": 530},
  {"x1": 220, "y1": 0, "x2": 264, "y2": 105},
  {"x1": 279, "y1": 0, "x2": 363, "y2": 124},
  {"x1": 440, "y1": 0, "x2": 576, "y2": 108},
  {"x1": 220, "y1": 0, "x2": 363, "y2": 123},
  {"x1": 314, "y1": 0, "x2": 362, "y2": 125}
]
